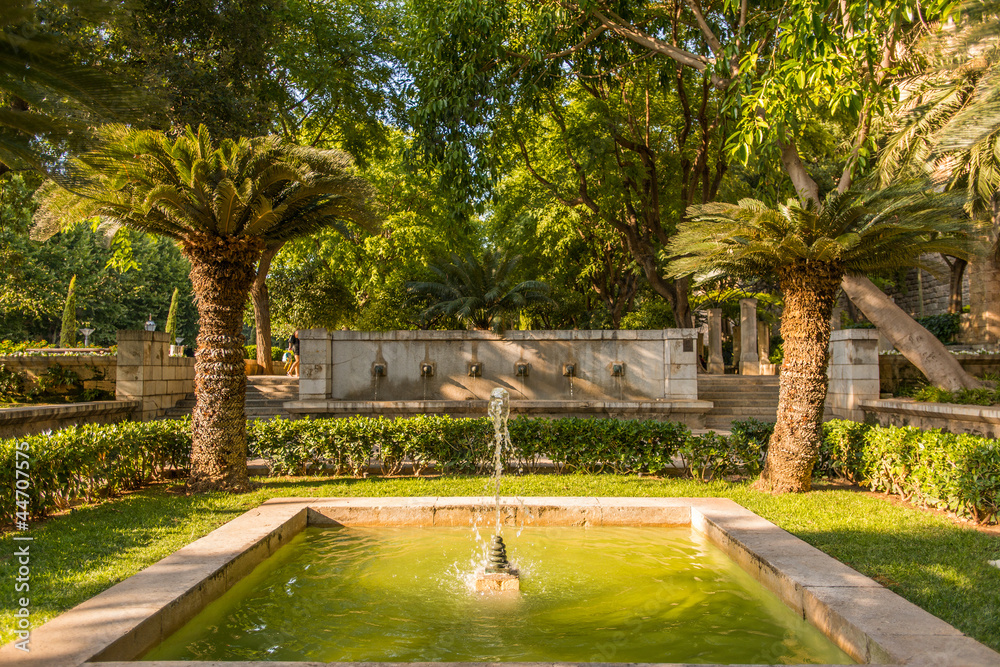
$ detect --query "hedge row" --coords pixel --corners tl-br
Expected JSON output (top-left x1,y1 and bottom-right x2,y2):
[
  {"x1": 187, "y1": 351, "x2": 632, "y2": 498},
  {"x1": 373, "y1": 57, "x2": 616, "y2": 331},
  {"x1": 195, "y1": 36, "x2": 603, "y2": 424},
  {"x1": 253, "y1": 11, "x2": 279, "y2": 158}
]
[
  {"x1": 742, "y1": 419, "x2": 999, "y2": 524},
  {"x1": 2, "y1": 415, "x2": 996, "y2": 525},
  {"x1": 0, "y1": 419, "x2": 191, "y2": 524},
  {"x1": 820, "y1": 420, "x2": 999, "y2": 524}
]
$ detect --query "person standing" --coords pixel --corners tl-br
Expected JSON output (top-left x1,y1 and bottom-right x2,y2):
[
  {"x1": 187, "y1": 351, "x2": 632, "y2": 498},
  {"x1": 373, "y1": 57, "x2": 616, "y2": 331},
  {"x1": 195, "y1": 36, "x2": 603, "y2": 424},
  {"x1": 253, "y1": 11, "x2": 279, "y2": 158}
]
[{"x1": 287, "y1": 330, "x2": 300, "y2": 377}]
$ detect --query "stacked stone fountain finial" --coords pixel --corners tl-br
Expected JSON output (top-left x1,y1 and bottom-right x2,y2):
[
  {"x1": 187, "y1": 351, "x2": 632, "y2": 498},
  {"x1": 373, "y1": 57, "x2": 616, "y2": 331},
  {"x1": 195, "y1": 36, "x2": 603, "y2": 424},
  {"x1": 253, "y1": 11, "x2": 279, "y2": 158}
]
[
  {"x1": 484, "y1": 535, "x2": 512, "y2": 574},
  {"x1": 474, "y1": 388, "x2": 520, "y2": 593}
]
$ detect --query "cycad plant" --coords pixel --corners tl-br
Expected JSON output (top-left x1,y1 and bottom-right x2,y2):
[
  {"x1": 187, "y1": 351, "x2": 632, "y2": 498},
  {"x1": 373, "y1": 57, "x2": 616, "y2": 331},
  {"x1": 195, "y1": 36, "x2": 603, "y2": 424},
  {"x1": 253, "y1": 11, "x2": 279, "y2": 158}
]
[
  {"x1": 407, "y1": 251, "x2": 553, "y2": 331},
  {"x1": 670, "y1": 189, "x2": 966, "y2": 493},
  {"x1": 35, "y1": 125, "x2": 376, "y2": 492}
]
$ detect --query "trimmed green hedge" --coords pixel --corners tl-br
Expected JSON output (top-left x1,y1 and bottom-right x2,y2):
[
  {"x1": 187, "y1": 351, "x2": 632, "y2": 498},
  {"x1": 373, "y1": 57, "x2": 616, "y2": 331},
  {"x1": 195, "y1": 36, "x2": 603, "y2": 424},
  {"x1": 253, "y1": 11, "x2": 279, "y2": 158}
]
[
  {"x1": 720, "y1": 419, "x2": 999, "y2": 524},
  {"x1": 820, "y1": 420, "x2": 999, "y2": 524},
  {"x1": 246, "y1": 416, "x2": 695, "y2": 477},
  {"x1": 0, "y1": 419, "x2": 192, "y2": 524},
  {"x1": 3, "y1": 415, "x2": 997, "y2": 526}
]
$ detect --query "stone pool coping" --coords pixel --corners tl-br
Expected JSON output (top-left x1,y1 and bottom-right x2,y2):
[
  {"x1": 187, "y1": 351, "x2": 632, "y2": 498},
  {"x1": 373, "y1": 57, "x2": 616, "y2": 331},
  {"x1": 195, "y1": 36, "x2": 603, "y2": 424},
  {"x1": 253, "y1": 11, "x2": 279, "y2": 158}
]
[{"x1": 3, "y1": 497, "x2": 998, "y2": 667}]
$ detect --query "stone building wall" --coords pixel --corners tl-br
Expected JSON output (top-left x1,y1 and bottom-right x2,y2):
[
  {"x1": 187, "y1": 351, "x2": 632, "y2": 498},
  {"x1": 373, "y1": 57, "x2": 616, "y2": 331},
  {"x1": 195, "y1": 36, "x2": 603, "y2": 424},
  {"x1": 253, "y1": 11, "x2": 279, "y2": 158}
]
[{"x1": 883, "y1": 254, "x2": 970, "y2": 318}]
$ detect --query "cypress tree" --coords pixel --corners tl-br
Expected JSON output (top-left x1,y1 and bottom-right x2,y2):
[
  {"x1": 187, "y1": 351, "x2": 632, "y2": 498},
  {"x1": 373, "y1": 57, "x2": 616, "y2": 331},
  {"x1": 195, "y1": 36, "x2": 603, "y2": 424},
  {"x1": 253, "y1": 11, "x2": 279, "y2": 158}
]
[
  {"x1": 165, "y1": 287, "x2": 180, "y2": 343},
  {"x1": 59, "y1": 275, "x2": 78, "y2": 347}
]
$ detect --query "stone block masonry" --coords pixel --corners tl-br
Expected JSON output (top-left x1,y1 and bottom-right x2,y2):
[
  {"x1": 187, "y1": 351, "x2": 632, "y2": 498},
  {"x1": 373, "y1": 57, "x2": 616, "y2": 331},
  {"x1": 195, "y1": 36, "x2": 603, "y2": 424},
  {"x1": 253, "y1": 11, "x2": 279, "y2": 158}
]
[
  {"x1": 115, "y1": 330, "x2": 195, "y2": 421},
  {"x1": 825, "y1": 329, "x2": 880, "y2": 422}
]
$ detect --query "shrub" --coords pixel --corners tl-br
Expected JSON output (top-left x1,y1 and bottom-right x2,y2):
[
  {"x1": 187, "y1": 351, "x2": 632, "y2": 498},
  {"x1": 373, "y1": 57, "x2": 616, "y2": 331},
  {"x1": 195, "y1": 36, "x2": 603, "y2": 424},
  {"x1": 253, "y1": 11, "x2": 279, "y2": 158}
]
[
  {"x1": 245, "y1": 345, "x2": 285, "y2": 361},
  {"x1": 728, "y1": 418, "x2": 774, "y2": 475},
  {"x1": 819, "y1": 420, "x2": 999, "y2": 524},
  {"x1": 59, "y1": 275, "x2": 78, "y2": 348},
  {"x1": 0, "y1": 418, "x2": 191, "y2": 523},
  {"x1": 0, "y1": 364, "x2": 26, "y2": 401},
  {"x1": 165, "y1": 287, "x2": 179, "y2": 344}
]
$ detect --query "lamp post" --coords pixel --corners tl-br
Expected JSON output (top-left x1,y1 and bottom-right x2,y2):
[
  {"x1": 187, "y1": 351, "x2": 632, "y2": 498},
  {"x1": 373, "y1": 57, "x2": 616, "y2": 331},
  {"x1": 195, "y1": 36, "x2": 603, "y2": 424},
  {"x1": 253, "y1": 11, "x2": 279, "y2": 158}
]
[{"x1": 144, "y1": 315, "x2": 156, "y2": 332}]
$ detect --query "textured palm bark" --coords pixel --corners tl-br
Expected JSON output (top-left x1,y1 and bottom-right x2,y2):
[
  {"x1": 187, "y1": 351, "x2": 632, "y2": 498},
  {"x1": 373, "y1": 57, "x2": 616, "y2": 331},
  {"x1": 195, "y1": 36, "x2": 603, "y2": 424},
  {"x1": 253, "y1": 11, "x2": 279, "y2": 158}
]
[
  {"x1": 756, "y1": 263, "x2": 842, "y2": 494},
  {"x1": 182, "y1": 234, "x2": 264, "y2": 493}
]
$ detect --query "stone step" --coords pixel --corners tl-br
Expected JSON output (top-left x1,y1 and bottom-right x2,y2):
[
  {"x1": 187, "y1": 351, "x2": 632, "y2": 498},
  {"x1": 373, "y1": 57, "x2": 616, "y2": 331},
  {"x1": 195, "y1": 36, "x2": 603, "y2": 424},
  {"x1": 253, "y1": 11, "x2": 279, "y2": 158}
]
[{"x1": 703, "y1": 399, "x2": 780, "y2": 408}]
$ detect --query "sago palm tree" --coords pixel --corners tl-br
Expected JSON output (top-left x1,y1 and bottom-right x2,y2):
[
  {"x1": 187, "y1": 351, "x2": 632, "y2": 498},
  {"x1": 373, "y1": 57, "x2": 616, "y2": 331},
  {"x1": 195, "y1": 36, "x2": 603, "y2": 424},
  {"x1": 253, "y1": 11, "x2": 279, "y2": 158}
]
[
  {"x1": 669, "y1": 189, "x2": 966, "y2": 493},
  {"x1": 34, "y1": 124, "x2": 376, "y2": 492},
  {"x1": 407, "y1": 251, "x2": 553, "y2": 330}
]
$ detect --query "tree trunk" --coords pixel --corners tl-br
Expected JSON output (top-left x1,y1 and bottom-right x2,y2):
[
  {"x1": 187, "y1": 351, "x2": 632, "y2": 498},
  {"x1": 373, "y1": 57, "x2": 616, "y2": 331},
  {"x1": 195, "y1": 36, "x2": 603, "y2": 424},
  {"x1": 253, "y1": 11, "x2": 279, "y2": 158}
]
[
  {"x1": 250, "y1": 241, "x2": 284, "y2": 375},
  {"x1": 945, "y1": 256, "x2": 967, "y2": 314},
  {"x1": 842, "y1": 275, "x2": 982, "y2": 391},
  {"x1": 182, "y1": 234, "x2": 263, "y2": 493},
  {"x1": 757, "y1": 263, "x2": 842, "y2": 493}
]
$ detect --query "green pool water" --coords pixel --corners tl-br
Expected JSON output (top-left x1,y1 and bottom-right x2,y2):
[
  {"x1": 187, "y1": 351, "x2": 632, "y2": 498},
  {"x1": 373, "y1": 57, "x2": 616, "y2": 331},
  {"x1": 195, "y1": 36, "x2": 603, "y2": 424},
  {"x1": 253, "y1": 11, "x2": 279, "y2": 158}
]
[{"x1": 143, "y1": 526, "x2": 855, "y2": 664}]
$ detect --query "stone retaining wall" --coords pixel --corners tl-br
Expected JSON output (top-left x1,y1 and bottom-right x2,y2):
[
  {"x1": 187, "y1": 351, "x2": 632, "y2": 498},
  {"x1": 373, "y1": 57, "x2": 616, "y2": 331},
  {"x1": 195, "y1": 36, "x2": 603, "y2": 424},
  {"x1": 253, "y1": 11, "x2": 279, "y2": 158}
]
[
  {"x1": 300, "y1": 328, "x2": 700, "y2": 402},
  {"x1": 860, "y1": 398, "x2": 1000, "y2": 438},
  {"x1": 0, "y1": 400, "x2": 140, "y2": 439},
  {"x1": 879, "y1": 352, "x2": 1000, "y2": 392},
  {"x1": 115, "y1": 330, "x2": 195, "y2": 420},
  {"x1": 0, "y1": 355, "x2": 116, "y2": 389}
]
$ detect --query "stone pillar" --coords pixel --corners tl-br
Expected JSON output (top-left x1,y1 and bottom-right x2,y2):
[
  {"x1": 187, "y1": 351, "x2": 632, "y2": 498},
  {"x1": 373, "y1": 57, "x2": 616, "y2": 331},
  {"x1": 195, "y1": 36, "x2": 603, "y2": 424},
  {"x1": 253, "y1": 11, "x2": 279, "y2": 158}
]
[
  {"x1": 706, "y1": 308, "x2": 724, "y2": 374},
  {"x1": 757, "y1": 321, "x2": 777, "y2": 375},
  {"x1": 739, "y1": 298, "x2": 760, "y2": 375},
  {"x1": 298, "y1": 328, "x2": 332, "y2": 400},
  {"x1": 663, "y1": 329, "x2": 699, "y2": 399},
  {"x1": 825, "y1": 329, "x2": 880, "y2": 421},
  {"x1": 115, "y1": 330, "x2": 195, "y2": 420},
  {"x1": 830, "y1": 306, "x2": 844, "y2": 330}
]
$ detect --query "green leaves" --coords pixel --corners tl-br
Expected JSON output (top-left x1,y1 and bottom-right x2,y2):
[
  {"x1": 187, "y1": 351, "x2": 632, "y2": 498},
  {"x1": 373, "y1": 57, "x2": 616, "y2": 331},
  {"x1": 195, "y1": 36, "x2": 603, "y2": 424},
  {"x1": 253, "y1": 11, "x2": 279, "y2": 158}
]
[
  {"x1": 34, "y1": 124, "x2": 377, "y2": 247},
  {"x1": 669, "y1": 186, "x2": 968, "y2": 283}
]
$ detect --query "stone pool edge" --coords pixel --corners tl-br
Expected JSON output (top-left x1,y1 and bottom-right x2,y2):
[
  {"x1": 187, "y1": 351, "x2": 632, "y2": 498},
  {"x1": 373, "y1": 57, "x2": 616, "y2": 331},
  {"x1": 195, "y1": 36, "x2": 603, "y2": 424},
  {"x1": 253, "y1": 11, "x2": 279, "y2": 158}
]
[{"x1": 1, "y1": 497, "x2": 996, "y2": 667}]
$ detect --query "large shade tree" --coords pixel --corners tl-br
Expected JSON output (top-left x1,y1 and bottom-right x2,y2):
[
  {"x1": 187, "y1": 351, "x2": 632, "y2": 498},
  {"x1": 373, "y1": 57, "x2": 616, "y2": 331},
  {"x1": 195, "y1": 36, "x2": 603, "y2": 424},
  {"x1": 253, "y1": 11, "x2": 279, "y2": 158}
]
[
  {"x1": 34, "y1": 125, "x2": 376, "y2": 492},
  {"x1": 406, "y1": 0, "x2": 982, "y2": 389},
  {"x1": 670, "y1": 189, "x2": 966, "y2": 493}
]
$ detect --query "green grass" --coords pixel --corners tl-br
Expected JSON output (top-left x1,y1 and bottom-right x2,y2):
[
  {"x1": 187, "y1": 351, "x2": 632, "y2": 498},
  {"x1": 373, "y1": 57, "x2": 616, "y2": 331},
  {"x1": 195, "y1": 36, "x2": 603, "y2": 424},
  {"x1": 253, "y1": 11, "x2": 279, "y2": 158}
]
[{"x1": 1, "y1": 475, "x2": 998, "y2": 652}]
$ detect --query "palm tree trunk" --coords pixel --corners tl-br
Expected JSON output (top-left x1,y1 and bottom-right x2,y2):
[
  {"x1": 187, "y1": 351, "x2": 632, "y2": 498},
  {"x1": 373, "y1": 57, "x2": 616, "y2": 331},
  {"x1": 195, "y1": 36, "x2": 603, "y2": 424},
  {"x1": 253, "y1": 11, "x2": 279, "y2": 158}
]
[
  {"x1": 757, "y1": 263, "x2": 842, "y2": 493},
  {"x1": 182, "y1": 235, "x2": 263, "y2": 493},
  {"x1": 841, "y1": 275, "x2": 982, "y2": 391}
]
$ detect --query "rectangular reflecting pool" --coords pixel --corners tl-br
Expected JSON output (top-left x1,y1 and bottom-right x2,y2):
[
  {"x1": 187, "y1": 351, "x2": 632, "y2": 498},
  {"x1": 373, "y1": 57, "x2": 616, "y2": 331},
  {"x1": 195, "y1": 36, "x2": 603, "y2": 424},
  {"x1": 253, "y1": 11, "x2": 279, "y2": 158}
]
[
  {"x1": 143, "y1": 526, "x2": 854, "y2": 664},
  {"x1": 8, "y1": 497, "x2": 999, "y2": 666}
]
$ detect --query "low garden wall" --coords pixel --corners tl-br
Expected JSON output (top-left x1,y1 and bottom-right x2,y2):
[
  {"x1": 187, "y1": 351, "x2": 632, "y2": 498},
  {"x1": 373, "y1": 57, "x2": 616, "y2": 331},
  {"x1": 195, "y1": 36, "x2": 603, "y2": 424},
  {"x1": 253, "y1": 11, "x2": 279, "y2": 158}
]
[
  {"x1": 0, "y1": 400, "x2": 139, "y2": 439},
  {"x1": 879, "y1": 352, "x2": 1000, "y2": 392},
  {"x1": 859, "y1": 398, "x2": 1000, "y2": 438}
]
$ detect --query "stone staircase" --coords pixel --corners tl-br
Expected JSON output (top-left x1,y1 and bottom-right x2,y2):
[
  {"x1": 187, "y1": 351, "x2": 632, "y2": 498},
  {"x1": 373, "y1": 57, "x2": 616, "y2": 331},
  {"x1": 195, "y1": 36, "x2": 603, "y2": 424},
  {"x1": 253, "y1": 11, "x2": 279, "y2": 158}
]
[
  {"x1": 698, "y1": 375, "x2": 780, "y2": 431},
  {"x1": 162, "y1": 375, "x2": 298, "y2": 420}
]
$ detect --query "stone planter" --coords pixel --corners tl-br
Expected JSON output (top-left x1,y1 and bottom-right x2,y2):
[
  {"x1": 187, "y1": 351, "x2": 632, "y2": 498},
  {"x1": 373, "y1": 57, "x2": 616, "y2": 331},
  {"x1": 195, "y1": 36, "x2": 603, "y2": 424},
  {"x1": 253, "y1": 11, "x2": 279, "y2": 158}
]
[{"x1": 244, "y1": 359, "x2": 260, "y2": 376}]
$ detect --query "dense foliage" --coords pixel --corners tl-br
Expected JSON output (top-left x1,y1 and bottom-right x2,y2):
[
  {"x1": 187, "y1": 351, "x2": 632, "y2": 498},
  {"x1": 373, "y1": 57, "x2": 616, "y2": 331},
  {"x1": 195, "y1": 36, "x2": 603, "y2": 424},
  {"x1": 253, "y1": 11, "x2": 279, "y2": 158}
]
[{"x1": 0, "y1": 173, "x2": 198, "y2": 346}]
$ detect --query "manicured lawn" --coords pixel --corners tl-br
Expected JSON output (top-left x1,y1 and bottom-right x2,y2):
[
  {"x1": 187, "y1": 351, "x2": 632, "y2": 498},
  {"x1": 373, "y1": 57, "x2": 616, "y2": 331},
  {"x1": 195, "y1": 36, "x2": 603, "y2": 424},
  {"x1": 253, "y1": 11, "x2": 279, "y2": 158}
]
[{"x1": 1, "y1": 475, "x2": 998, "y2": 651}]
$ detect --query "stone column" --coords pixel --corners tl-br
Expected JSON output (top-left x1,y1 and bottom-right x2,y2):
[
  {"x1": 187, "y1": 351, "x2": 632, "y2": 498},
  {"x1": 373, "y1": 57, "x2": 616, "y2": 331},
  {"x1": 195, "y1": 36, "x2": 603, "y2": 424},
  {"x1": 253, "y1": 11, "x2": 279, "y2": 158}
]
[
  {"x1": 825, "y1": 329, "x2": 880, "y2": 421},
  {"x1": 115, "y1": 330, "x2": 195, "y2": 420},
  {"x1": 663, "y1": 329, "x2": 699, "y2": 399},
  {"x1": 739, "y1": 298, "x2": 760, "y2": 375},
  {"x1": 706, "y1": 308, "x2": 724, "y2": 374},
  {"x1": 298, "y1": 328, "x2": 332, "y2": 401},
  {"x1": 831, "y1": 306, "x2": 844, "y2": 330}
]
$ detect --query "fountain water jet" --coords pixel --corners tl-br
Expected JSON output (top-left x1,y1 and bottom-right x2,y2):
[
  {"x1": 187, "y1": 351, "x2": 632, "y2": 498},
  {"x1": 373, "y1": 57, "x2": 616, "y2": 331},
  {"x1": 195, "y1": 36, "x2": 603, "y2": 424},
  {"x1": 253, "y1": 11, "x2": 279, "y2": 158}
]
[{"x1": 475, "y1": 387, "x2": 520, "y2": 592}]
